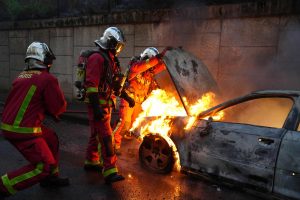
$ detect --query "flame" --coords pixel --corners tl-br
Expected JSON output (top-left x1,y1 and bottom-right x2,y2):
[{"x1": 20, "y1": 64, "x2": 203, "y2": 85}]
[
  {"x1": 131, "y1": 89, "x2": 186, "y2": 137},
  {"x1": 184, "y1": 92, "x2": 224, "y2": 129},
  {"x1": 130, "y1": 89, "x2": 224, "y2": 171}
]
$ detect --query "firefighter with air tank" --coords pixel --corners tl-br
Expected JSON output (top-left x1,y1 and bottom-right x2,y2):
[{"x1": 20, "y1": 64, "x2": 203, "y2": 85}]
[{"x1": 79, "y1": 27, "x2": 135, "y2": 184}]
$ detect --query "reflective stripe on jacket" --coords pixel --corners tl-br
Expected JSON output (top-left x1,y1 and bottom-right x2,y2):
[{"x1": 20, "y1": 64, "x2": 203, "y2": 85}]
[
  {"x1": 0, "y1": 69, "x2": 66, "y2": 136},
  {"x1": 84, "y1": 51, "x2": 118, "y2": 108}
]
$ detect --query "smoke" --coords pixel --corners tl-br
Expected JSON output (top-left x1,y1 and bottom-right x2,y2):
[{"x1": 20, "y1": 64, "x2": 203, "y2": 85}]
[
  {"x1": 152, "y1": 14, "x2": 300, "y2": 99},
  {"x1": 150, "y1": 8, "x2": 300, "y2": 128},
  {"x1": 219, "y1": 27, "x2": 300, "y2": 100}
]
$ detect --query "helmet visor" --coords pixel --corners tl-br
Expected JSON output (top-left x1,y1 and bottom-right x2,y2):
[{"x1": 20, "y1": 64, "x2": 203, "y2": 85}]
[{"x1": 115, "y1": 42, "x2": 124, "y2": 55}]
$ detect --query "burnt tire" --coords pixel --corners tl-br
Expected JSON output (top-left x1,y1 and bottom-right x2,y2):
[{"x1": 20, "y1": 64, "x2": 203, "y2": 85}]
[{"x1": 139, "y1": 134, "x2": 175, "y2": 174}]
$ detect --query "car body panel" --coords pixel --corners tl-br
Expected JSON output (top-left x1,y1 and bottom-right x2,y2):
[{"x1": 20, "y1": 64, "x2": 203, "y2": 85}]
[
  {"x1": 136, "y1": 84, "x2": 300, "y2": 199},
  {"x1": 172, "y1": 91, "x2": 300, "y2": 198},
  {"x1": 274, "y1": 130, "x2": 300, "y2": 199},
  {"x1": 181, "y1": 91, "x2": 300, "y2": 199},
  {"x1": 180, "y1": 121, "x2": 285, "y2": 191}
]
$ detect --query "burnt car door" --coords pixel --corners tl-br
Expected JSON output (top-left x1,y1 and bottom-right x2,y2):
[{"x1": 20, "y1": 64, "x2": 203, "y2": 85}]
[
  {"x1": 183, "y1": 96, "x2": 294, "y2": 192},
  {"x1": 273, "y1": 97, "x2": 300, "y2": 199},
  {"x1": 274, "y1": 129, "x2": 300, "y2": 199}
]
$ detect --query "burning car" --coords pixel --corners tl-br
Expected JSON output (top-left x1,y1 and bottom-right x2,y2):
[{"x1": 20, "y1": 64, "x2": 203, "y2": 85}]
[{"x1": 131, "y1": 48, "x2": 300, "y2": 200}]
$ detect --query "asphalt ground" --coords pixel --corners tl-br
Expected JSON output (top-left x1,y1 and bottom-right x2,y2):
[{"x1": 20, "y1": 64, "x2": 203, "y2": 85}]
[{"x1": 0, "y1": 96, "x2": 262, "y2": 200}]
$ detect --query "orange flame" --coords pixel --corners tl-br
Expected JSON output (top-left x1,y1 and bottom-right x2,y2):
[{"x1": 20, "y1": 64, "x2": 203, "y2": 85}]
[
  {"x1": 130, "y1": 89, "x2": 224, "y2": 171},
  {"x1": 131, "y1": 89, "x2": 186, "y2": 137},
  {"x1": 184, "y1": 92, "x2": 224, "y2": 129}
]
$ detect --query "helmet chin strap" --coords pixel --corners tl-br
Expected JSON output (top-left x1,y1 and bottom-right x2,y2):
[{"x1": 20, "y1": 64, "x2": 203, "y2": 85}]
[{"x1": 25, "y1": 59, "x2": 47, "y2": 70}]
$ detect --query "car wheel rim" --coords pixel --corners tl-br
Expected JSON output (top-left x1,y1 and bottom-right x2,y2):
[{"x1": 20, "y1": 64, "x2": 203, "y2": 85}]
[{"x1": 140, "y1": 135, "x2": 172, "y2": 171}]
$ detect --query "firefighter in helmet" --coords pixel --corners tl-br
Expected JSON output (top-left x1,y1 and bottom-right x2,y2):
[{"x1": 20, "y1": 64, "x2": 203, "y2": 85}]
[
  {"x1": 82, "y1": 27, "x2": 134, "y2": 184},
  {"x1": 0, "y1": 42, "x2": 69, "y2": 198},
  {"x1": 114, "y1": 47, "x2": 166, "y2": 154}
]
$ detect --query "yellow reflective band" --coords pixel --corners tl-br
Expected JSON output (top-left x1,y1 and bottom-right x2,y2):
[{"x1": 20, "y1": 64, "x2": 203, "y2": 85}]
[
  {"x1": 99, "y1": 99, "x2": 113, "y2": 105},
  {"x1": 86, "y1": 87, "x2": 98, "y2": 93},
  {"x1": 85, "y1": 160, "x2": 101, "y2": 166},
  {"x1": 0, "y1": 85, "x2": 41, "y2": 134},
  {"x1": 14, "y1": 85, "x2": 37, "y2": 126},
  {"x1": 96, "y1": 136, "x2": 104, "y2": 166},
  {"x1": 51, "y1": 166, "x2": 59, "y2": 175},
  {"x1": 103, "y1": 167, "x2": 118, "y2": 177},
  {"x1": 0, "y1": 123, "x2": 41, "y2": 134},
  {"x1": 1, "y1": 163, "x2": 43, "y2": 195},
  {"x1": 1, "y1": 174, "x2": 16, "y2": 195},
  {"x1": 9, "y1": 163, "x2": 43, "y2": 187},
  {"x1": 84, "y1": 97, "x2": 113, "y2": 105}
]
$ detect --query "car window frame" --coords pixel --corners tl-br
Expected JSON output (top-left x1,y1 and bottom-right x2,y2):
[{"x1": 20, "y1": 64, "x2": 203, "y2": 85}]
[{"x1": 199, "y1": 94, "x2": 298, "y2": 130}]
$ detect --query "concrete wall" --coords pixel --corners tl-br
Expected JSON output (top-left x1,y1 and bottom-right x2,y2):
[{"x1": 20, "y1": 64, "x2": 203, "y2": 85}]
[{"x1": 0, "y1": 7, "x2": 299, "y2": 101}]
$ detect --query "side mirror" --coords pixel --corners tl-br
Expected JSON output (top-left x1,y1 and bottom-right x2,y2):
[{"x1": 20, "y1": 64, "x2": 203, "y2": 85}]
[{"x1": 199, "y1": 117, "x2": 213, "y2": 137}]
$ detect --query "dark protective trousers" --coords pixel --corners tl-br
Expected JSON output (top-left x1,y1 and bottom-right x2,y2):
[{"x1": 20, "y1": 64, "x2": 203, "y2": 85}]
[
  {"x1": 0, "y1": 126, "x2": 59, "y2": 196},
  {"x1": 85, "y1": 105, "x2": 118, "y2": 176}
]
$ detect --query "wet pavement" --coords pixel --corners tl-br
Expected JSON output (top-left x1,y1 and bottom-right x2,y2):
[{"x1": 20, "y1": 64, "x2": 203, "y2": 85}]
[
  {"x1": 0, "y1": 111, "x2": 263, "y2": 200},
  {"x1": 0, "y1": 94, "x2": 264, "y2": 200}
]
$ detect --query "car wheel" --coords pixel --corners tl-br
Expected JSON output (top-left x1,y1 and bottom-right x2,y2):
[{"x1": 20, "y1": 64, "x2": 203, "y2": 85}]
[{"x1": 139, "y1": 134, "x2": 175, "y2": 173}]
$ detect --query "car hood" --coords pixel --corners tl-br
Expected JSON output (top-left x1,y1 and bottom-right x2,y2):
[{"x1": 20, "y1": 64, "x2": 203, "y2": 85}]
[{"x1": 156, "y1": 47, "x2": 219, "y2": 115}]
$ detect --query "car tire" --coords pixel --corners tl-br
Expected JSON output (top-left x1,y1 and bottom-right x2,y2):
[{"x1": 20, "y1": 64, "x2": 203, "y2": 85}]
[{"x1": 139, "y1": 134, "x2": 175, "y2": 174}]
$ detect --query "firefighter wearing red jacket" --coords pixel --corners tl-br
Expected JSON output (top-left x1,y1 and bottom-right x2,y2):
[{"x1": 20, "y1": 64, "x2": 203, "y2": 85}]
[
  {"x1": 114, "y1": 47, "x2": 166, "y2": 153},
  {"x1": 0, "y1": 42, "x2": 68, "y2": 199},
  {"x1": 83, "y1": 27, "x2": 134, "y2": 184}
]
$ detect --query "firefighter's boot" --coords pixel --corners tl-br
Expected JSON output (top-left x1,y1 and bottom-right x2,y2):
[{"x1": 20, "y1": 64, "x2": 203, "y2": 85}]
[
  {"x1": 40, "y1": 176, "x2": 70, "y2": 188},
  {"x1": 105, "y1": 173, "x2": 125, "y2": 184}
]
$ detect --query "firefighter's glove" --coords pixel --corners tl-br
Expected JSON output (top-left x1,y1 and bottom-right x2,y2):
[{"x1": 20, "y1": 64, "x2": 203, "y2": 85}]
[
  {"x1": 120, "y1": 91, "x2": 135, "y2": 108},
  {"x1": 112, "y1": 74, "x2": 123, "y2": 95},
  {"x1": 89, "y1": 93, "x2": 105, "y2": 120},
  {"x1": 94, "y1": 107, "x2": 105, "y2": 121}
]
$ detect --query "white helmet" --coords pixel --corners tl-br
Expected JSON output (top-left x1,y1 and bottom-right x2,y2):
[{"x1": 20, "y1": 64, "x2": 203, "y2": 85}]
[
  {"x1": 140, "y1": 47, "x2": 159, "y2": 60},
  {"x1": 25, "y1": 42, "x2": 56, "y2": 66},
  {"x1": 94, "y1": 27, "x2": 125, "y2": 55}
]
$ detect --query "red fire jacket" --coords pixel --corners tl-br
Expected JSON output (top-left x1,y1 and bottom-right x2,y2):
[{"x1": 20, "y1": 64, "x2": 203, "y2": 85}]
[
  {"x1": 84, "y1": 51, "x2": 119, "y2": 107},
  {"x1": 128, "y1": 56, "x2": 165, "y2": 81},
  {"x1": 125, "y1": 56, "x2": 166, "y2": 103},
  {"x1": 1, "y1": 69, "x2": 66, "y2": 138}
]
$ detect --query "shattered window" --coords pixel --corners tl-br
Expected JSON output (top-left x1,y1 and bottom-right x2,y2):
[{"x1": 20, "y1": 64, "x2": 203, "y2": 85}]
[{"x1": 218, "y1": 98, "x2": 293, "y2": 129}]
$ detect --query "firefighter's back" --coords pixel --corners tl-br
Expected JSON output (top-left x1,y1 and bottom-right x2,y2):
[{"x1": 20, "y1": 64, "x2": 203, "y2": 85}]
[{"x1": 1, "y1": 69, "x2": 64, "y2": 138}]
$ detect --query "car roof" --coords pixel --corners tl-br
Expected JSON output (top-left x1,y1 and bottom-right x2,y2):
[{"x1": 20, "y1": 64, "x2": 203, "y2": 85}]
[{"x1": 252, "y1": 90, "x2": 300, "y2": 97}]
